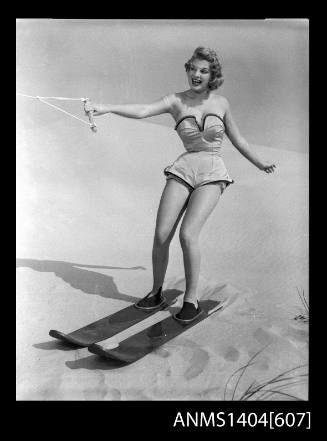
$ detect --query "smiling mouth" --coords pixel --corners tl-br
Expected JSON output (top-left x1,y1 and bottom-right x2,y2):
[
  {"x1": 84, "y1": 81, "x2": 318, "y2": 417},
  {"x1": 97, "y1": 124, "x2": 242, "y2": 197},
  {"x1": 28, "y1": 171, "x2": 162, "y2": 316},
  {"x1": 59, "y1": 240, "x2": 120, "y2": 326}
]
[{"x1": 192, "y1": 79, "x2": 202, "y2": 86}]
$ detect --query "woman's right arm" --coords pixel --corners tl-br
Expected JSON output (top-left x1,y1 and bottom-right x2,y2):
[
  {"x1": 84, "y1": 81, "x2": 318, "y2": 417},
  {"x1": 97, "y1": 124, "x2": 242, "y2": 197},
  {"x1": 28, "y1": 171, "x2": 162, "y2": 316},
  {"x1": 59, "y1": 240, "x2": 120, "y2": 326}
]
[{"x1": 84, "y1": 96, "x2": 170, "y2": 119}]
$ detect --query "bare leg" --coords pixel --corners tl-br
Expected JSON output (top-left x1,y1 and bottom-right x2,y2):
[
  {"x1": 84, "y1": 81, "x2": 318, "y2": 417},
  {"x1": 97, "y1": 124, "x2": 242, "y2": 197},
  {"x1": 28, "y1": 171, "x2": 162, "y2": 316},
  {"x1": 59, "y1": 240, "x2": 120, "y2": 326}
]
[
  {"x1": 150, "y1": 178, "x2": 191, "y2": 295},
  {"x1": 179, "y1": 184, "x2": 222, "y2": 306}
]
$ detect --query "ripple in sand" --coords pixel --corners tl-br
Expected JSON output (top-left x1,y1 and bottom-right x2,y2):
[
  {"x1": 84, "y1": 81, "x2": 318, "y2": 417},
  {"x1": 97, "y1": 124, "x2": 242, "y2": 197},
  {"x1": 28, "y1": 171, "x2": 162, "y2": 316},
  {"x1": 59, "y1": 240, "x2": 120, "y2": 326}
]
[
  {"x1": 257, "y1": 360, "x2": 270, "y2": 371},
  {"x1": 200, "y1": 387, "x2": 221, "y2": 400},
  {"x1": 223, "y1": 346, "x2": 240, "y2": 362},
  {"x1": 183, "y1": 347, "x2": 210, "y2": 380},
  {"x1": 108, "y1": 388, "x2": 122, "y2": 400},
  {"x1": 153, "y1": 347, "x2": 171, "y2": 358},
  {"x1": 253, "y1": 328, "x2": 275, "y2": 345},
  {"x1": 127, "y1": 390, "x2": 150, "y2": 400},
  {"x1": 83, "y1": 371, "x2": 108, "y2": 400},
  {"x1": 38, "y1": 376, "x2": 63, "y2": 400},
  {"x1": 285, "y1": 326, "x2": 308, "y2": 344},
  {"x1": 237, "y1": 307, "x2": 266, "y2": 320},
  {"x1": 152, "y1": 343, "x2": 211, "y2": 383},
  {"x1": 261, "y1": 323, "x2": 308, "y2": 347}
]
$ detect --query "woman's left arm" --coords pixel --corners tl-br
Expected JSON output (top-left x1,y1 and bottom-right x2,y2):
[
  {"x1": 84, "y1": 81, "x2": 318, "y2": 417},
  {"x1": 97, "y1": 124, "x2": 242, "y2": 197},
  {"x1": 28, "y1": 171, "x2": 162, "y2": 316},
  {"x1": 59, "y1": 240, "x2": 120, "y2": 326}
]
[{"x1": 223, "y1": 98, "x2": 276, "y2": 174}]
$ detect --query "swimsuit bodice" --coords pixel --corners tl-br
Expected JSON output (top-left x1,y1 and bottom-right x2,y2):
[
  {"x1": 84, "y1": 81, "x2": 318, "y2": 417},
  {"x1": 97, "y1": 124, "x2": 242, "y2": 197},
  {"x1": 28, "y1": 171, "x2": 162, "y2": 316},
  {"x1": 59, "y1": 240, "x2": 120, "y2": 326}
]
[
  {"x1": 174, "y1": 113, "x2": 225, "y2": 154},
  {"x1": 163, "y1": 95, "x2": 234, "y2": 190}
]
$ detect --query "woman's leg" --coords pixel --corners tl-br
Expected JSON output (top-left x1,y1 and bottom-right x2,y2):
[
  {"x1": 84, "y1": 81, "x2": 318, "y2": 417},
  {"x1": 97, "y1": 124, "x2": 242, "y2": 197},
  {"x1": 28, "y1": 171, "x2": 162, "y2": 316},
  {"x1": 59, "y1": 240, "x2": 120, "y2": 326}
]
[
  {"x1": 150, "y1": 178, "x2": 192, "y2": 295},
  {"x1": 179, "y1": 184, "x2": 222, "y2": 305}
]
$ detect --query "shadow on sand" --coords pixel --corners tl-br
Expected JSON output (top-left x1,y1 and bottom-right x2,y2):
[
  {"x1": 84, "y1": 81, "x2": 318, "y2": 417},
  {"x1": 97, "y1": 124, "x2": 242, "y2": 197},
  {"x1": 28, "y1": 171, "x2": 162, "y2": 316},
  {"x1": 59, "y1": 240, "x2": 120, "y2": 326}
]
[
  {"x1": 16, "y1": 258, "x2": 146, "y2": 303},
  {"x1": 33, "y1": 340, "x2": 78, "y2": 352},
  {"x1": 65, "y1": 354, "x2": 130, "y2": 370},
  {"x1": 32, "y1": 340, "x2": 130, "y2": 369}
]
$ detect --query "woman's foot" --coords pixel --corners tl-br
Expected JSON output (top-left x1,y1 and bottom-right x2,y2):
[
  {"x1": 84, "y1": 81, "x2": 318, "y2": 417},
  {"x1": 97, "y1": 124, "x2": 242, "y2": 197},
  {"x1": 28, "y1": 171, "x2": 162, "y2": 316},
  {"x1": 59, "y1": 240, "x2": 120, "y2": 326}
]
[
  {"x1": 174, "y1": 300, "x2": 202, "y2": 323},
  {"x1": 134, "y1": 287, "x2": 165, "y2": 310}
]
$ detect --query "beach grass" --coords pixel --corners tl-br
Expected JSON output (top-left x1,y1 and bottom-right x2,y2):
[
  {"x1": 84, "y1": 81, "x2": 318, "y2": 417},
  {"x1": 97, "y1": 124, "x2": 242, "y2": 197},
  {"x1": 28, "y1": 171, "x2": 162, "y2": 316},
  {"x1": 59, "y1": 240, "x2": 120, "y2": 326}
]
[
  {"x1": 294, "y1": 287, "x2": 309, "y2": 323},
  {"x1": 223, "y1": 345, "x2": 308, "y2": 401}
]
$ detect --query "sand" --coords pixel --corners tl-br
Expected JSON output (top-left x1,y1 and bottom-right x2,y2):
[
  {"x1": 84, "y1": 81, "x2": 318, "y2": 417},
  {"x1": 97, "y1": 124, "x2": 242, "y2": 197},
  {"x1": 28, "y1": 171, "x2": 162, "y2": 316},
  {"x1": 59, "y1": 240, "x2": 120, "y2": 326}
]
[{"x1": 16, "y1": 114, "x2": 308, "y2": 400}]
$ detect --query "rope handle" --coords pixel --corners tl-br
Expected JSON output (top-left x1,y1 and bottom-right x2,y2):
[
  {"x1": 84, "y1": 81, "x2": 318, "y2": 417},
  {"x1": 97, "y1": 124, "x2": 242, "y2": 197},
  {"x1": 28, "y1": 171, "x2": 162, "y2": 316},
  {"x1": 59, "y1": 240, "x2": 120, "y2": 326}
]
[
  {"x1": 17, "y1": 93, "x2": 98, "y2": 132},
  {"x1": 82, "y1": 98, "x2": 97, "y2": 133}
]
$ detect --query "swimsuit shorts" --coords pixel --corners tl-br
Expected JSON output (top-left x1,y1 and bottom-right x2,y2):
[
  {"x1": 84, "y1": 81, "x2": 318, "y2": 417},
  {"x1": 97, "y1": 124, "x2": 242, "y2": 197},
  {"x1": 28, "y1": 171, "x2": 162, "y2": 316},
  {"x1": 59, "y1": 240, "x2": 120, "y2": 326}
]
[{"x1": 164, "y1": 151, "x2": 234, "y2": 195}]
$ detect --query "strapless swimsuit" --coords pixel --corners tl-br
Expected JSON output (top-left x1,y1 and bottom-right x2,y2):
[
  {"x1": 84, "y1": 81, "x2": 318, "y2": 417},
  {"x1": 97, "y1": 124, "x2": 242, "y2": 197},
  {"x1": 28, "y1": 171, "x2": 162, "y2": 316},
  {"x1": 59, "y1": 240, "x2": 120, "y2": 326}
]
[{"x1": 163, "y1": 99, "x2": 234, "y2": 195}]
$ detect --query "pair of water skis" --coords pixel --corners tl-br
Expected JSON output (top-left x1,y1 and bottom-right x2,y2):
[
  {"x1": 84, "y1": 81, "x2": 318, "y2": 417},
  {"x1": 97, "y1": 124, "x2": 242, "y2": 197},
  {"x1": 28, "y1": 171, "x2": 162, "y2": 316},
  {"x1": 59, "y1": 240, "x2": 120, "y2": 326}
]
[{"x1": 49, "y1": 289, "x2": 228, "y2": 364}]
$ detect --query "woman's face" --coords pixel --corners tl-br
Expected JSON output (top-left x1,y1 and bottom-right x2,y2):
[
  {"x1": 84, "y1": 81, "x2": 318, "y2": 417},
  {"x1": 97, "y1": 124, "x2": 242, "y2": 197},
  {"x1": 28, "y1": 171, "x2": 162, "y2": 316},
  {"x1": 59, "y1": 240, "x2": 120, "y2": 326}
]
[{"x1": 187, "y1": 58, "x2": 211, "y2": 93}]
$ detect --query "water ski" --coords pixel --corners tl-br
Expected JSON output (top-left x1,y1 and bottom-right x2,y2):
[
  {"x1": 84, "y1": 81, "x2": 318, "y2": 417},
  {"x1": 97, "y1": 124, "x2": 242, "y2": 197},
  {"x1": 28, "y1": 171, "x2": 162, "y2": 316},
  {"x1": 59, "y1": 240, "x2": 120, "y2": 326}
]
[
  {"x1": 49, "y1": 289, "x2": 181, "y2": 347},
  {"x1": 88, "y1": 298, "x2": 227, "y2": 364}
]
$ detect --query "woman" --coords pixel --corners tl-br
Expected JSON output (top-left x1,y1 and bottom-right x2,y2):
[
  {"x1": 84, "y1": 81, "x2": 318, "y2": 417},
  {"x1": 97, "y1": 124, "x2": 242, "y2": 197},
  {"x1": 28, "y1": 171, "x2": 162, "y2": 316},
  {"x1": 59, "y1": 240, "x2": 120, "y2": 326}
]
[{"x1": 84, "y1": 47, "x2": 276, "y2": 323}]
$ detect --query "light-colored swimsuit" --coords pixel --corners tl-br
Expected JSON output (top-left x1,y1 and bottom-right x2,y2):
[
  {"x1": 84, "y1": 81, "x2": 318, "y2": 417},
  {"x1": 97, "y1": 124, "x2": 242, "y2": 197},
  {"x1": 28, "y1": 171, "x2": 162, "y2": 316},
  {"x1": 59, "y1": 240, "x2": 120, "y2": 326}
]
[{"x1": 163, "y1": 95, "x2": 234, "y2": 195}]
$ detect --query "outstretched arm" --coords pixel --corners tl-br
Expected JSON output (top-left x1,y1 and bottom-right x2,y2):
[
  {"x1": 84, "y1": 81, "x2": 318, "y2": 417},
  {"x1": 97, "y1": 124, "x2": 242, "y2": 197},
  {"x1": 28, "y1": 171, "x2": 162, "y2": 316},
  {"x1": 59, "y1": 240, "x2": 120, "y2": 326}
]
[
  {"x1": 223, "y1": 98, "x2": 276, "y2": 173},
  {"x1": 84, "y1": 97, "x2": 169, "y2": 119}
]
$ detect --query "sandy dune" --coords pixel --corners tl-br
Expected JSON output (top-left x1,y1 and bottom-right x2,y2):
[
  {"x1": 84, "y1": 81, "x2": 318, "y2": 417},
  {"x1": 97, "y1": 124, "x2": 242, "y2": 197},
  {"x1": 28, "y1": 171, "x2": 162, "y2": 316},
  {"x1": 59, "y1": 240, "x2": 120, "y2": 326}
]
[{"x1": 16, "y1": 114, "x2": 308, "y2": 400}]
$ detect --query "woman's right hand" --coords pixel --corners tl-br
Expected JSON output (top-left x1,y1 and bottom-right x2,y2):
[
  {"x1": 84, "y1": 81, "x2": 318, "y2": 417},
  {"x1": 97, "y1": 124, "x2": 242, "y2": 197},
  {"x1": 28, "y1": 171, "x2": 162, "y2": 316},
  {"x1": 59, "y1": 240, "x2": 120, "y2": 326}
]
[{"x1": 84, "y1": 101, "x2": 108, "y2": 116}]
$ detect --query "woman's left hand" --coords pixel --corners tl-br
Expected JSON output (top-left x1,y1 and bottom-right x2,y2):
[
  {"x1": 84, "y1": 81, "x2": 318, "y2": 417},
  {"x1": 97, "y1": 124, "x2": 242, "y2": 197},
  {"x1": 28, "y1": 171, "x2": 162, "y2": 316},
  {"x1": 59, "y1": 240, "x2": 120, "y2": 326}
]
[{"x1": 258, "y1": 161, "x2": 276, "y2": 174}]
